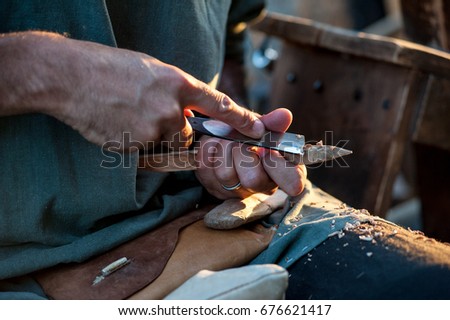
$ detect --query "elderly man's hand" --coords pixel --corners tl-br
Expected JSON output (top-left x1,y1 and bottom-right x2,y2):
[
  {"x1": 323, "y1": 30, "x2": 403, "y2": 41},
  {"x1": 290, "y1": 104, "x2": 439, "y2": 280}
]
[
  {"x1": 0, "y1": 31, "x2": 265, "y2": 151},
  {"x1": 194, "y1": 108, "x2": 307, "y2": 199},
  {"x1": 1, "y1": 31, "x2": 306, "y2": 199}
]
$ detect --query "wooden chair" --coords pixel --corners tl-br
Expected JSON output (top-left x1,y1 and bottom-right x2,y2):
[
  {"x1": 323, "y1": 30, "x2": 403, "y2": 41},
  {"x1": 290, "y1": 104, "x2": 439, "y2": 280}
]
[{"x1": 252, "y1": 13, "x2": 450, "y2": 240}]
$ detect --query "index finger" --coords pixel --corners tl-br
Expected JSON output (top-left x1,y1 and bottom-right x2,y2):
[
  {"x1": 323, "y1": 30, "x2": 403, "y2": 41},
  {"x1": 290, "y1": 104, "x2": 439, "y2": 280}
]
[{"x1": 181, "y1": 76, "x2": 265, "y2": 139}]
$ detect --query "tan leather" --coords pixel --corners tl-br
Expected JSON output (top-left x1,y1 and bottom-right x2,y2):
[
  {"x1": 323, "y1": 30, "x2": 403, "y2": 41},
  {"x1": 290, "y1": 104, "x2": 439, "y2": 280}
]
[
  {"x1": 34, "y1": 205, "x2": 275, "y2": 300},
  {"x1": 129, "y1": 221, "x2": 275, "y2": 300},
  {"x1": 34, "y1": 208, "x2": 207, "y2": 300}
]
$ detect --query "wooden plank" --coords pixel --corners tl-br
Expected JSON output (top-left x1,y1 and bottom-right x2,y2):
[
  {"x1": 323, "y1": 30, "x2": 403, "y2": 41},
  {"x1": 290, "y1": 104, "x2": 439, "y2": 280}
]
[
  {"x1": 374, "y1": 70, "x2": 428, "y2": 215},
  {"x1": 413, "y1": 76, "x2": 450, "y2": 151},
  {"x1": 269, "y1": 42, "x2": 424, "y2": 216},
  {"x1": 253, "y1": 12, "x2": 450, "y2": 79},
  {"x1": 253, "y1": 13, "x2": 321, "y2": 46},
  {"x1": 398, "y1": 0, "x2": 450, "y2": 242}
]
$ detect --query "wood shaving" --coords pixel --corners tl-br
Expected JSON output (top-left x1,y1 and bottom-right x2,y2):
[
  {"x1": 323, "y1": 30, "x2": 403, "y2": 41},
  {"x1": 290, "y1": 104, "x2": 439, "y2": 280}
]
[
  {"x1": 338, "y1": 202, "x2": 347, "y2": 209},
  {"x1": 359, "y1": 235, "x2": 374, "y2": 241},
  {"x1": 344, "y1": 222, "x2": 356, "y2": 231},
  {"x1": 328, "y1": 231, "x2": 340, "y2": 237},
  {"x1": 374, "y1": 231, "x2": 383, "y2": 237},
  {"x1": 358, "y1": 225, "x2": 373, "y2": 233}
]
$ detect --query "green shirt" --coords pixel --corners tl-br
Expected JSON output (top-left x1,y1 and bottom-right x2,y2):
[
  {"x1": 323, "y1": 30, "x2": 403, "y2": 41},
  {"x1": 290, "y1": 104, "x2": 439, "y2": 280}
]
[
  {"x1": 0, "y1": 0, "x2": 264, "y2": 280},
  {"x1": 0, "y1": 1, "x2": 370, "y2": 301}
]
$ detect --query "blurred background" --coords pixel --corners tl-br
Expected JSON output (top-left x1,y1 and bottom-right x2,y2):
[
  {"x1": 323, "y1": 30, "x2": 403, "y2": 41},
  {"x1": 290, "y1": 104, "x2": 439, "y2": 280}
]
[{"x1": 237, "y1": 0, "x2": 450, "y2": 241}]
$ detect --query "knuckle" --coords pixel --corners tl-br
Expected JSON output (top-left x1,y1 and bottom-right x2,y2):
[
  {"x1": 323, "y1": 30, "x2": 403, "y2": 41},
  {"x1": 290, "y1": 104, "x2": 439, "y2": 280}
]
[
  {"x1": 159, "y1": 105, "x2": 181, "y2": 122},
  {"x1": 210, "y1": 190, "x2": 228, "y2": 200},
  {"x1": 215, "y1": 168, "x2": 236, "y2": 184},
  {"x1": 162, "y1": 65, "x2": 187, "y2": 90},
  {"x1": 240, "y1": 171, "x2": 263, "y2": 191},
  {"x1": 284, "y1": 168, "x2": 305, "y2": 196},
  {"x1": 216, "y1": 94, "x2": 234, "y2": 116},
  {"x1": 236, "y1": 113, "x2": 253, "y2": 131},
  {"x1": 191, "y1": 82, "x2": 224, "y2": 114}
]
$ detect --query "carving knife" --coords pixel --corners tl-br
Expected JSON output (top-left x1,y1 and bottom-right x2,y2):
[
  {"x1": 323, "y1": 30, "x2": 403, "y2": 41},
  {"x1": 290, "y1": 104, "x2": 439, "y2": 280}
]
[{"x1": 139, "y1": 117, "x2": 352, "y2": 171}]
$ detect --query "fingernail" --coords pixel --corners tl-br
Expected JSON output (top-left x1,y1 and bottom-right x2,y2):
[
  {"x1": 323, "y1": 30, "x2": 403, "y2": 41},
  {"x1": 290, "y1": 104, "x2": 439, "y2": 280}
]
[
  {"x1": 247, "y1": 146, "x2": 259, "y2": 153},
  {"x1": 252, "y1": 146, "x2": 269, "y2": 158},
  {"x1": 184, "y1": 108, "x2": 195, "y2": 117}
]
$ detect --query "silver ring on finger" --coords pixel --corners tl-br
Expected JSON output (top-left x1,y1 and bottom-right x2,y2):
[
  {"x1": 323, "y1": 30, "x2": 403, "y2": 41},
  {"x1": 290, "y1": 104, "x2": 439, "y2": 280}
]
[{"x1": 221, "y1": 182, "x2": 242, "y2": 191}]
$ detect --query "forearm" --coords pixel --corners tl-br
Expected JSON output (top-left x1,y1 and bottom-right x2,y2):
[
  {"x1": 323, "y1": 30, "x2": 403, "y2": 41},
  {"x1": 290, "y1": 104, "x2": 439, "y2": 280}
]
[
  {"x1": 0, "y1": 31, "x2": 265, "y2": 149},
  {"x1": 0, "y1": 31, "x2": 72, "y2": 117}
]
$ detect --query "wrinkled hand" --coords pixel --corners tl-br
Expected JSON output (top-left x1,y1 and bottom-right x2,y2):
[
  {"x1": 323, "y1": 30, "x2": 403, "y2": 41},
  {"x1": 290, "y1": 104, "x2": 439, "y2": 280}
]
[
  {"x1": 2, "y1": 32, "x2": 306, "y2": 199},
  {"x1": 195, "y1": 108, "x2": 307, "y2": 199},
  {"x1": 15, "y1": 32, "x2": 265, "y2": 150}
]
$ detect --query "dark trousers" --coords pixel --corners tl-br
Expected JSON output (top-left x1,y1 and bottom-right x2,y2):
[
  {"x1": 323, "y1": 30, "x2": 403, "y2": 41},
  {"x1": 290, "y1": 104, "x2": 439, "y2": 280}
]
[{"x1": 286, "y1": 220, "x2": 450, "y2": 299}]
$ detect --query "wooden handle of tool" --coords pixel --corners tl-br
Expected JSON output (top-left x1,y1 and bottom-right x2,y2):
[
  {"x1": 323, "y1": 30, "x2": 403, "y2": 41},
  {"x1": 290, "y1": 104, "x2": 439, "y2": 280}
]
[{"x1": 138, "y1": 150, "x2": 198, "y2": 172}]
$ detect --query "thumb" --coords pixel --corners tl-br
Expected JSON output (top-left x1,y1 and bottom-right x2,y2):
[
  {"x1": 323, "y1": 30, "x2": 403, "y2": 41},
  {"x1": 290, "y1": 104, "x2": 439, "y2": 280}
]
[
  {"x1": 259, "y1": 108, "x2": 293, "y2": 133},
  {"x1": 181, "y1": 76, "x2": 265, "y2": 139}
]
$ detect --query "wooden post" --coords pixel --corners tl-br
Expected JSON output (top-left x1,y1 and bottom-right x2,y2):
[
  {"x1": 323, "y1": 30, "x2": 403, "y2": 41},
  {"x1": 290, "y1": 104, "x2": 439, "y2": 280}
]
[
  {"x1": 400, "y1": 0, "x2": 450, "y2": 241},
  {"x1": 401, "y1": 0, "x2": 450, "y2": 50}
]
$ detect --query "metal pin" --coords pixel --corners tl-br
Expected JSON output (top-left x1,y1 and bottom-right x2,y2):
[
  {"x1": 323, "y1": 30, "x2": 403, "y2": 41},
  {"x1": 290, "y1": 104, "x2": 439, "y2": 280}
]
[
  {"x1": 286, "y1": 72, "x2": 297, "y2": 83},
  {"x1": 313, "y1": 80, "x2": 324, "y2": 93},
  {"x1": 92, "y1": 257, "x2": 130, "y2": 286}
]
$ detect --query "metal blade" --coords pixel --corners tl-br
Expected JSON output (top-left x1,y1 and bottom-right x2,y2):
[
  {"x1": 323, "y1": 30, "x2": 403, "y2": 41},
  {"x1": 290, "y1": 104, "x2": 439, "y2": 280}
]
[
  {"x1": 283, "y1": 143, "x2": 353, "y2": 165},
  {"x1": 188, "y1": 117, "x2": 306, "y2": 155}
]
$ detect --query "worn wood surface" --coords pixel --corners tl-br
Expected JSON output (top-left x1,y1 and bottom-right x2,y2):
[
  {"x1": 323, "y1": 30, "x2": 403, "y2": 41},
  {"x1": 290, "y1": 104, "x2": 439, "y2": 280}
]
[
  {"x1": 413, "y1": 76, "x2": 450, "y2": 151},
  {"x1": 204, "y1": 189, "x2": 288, "y2": 230},
  {"x1": 253, "y1": 12, "x2": 450, "y2": 236},
  {"x1": 398, "y1": 1, "x2": 450, "y2": 241},
  {"x1": 411, "y1": 75, "x2": 450, "y2": 242},
  {"x1": 254, "y1": 12, "x2": 450, "y2": 80},
  {"x1": 268, "y1": 42, "x2": 424, "y2": 216}
]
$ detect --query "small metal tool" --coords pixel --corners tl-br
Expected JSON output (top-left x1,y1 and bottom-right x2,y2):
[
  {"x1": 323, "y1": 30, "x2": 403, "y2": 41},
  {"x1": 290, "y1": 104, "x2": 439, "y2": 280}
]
[
  {"x1": 92, "y1": 257, "x2": 130, "y2": 286},
  {"x1": 138, "y1": 117, "x2": 352, "y2": 171},
  {"x1": 188, "y1": 117, "x2": 306, "y2": 155}
]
